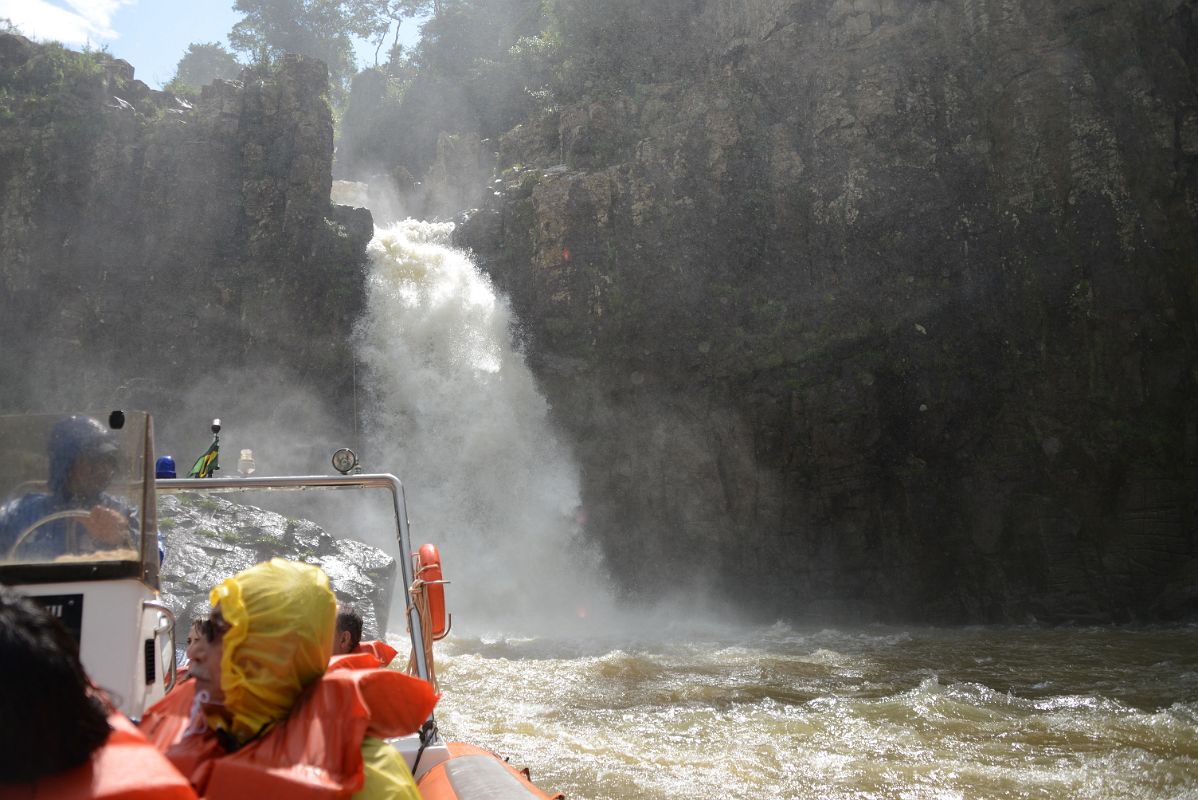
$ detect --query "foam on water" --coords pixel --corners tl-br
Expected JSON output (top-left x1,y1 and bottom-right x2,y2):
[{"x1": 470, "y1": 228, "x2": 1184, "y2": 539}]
[{"x1": 424, "y1": 626, "x2": 1198, "y2": 799}]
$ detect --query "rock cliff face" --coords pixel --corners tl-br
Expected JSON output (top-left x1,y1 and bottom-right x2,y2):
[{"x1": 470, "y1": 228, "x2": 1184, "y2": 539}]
[
  {"x1": 4, "y1": 1, "x2": 1195, "y2": 624},
  {"x1": 0, "y1": 36, "x2": 372, "y2": 445},
  {"x1": 459, "y1": 0, "x2": 1198, "y2": 622}
]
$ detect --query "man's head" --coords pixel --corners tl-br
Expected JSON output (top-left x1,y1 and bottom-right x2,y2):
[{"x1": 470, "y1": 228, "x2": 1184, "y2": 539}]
[
  {"x1": 0, "y1": 584, "x2": 111, "y2": 782},
  {"x1": 48, "y1": 415, "x2": 119, "y2": 502},
  {"x1": 334, "y1": 603, "x2": 363, "y2": 655},
  {"x1": 195, "y1": 558, "x2": 336, "y2": 744}
]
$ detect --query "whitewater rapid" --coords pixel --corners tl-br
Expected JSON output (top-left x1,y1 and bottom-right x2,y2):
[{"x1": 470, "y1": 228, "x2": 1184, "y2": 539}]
[{"x1": 426, "y1": 624, "x2": 1198, "y2": 800}]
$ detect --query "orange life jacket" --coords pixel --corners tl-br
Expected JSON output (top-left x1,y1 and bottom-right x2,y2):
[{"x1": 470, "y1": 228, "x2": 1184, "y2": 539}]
[
  {"x1": 327, "y1": 640, "x2": 399, "y2": 672},
  {"x1": 139, "y1": 678, "x2": 199, "y2": 753},
  {"x1": 140, "y1": 668, "x2": 437, "y2": 799},
  {"x1": 0, "y1": 714, "x2": 197, "y2": 800},
  {"x1": 355, "y1": 639, "x2": 399, "y2": 667}
]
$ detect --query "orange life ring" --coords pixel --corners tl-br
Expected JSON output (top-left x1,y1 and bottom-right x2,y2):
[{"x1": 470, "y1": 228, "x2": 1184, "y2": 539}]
[{"x1": 418, "y1": 543, "x2": 448, "y2": 639}]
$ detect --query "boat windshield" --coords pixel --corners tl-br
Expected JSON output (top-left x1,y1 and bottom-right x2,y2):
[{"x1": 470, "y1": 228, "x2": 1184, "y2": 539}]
[
  {"x1": 157, "y1": 474, "x2": 429, "y2": 682},
  {"x1": 0, "y1": 411, "x2": 154, "y2": 583}
]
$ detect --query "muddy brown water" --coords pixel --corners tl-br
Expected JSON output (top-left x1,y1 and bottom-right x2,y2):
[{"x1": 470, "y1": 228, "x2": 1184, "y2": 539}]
[{"x1": 423, "y1": 624, "x2": 1198, "y2": 799}]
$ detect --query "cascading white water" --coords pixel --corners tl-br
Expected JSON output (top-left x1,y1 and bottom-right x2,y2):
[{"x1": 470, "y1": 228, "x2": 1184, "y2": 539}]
[{"x1": 352, "y1": 214, "x2": 613, "y2": 636}]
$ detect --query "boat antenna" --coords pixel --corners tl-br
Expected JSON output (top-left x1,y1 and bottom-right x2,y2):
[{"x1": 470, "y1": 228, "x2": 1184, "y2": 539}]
[{"x1": 353, "y1": 359, "x2": 361, "y2": 460}]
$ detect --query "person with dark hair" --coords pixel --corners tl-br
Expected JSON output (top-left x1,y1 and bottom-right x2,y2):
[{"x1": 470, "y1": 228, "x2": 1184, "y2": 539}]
[
  {"x1": 330, "y1": 602, "x2": 399, "y2": 669},
  {"x1": 0, "y1": 584, "x2": 196, "y2": 797},
  {"x1": 0, "y1": 585, "x2": 110, "y2": 781},
  {"x1": 0, "y1": 415, "x2": 138, "y2": 561},
  {"x1": 185, "y1": 617, "x2": 205, "y2": 649},
  {"x1": 334, "y1": 602, "x2": 364, "y2": 655}
]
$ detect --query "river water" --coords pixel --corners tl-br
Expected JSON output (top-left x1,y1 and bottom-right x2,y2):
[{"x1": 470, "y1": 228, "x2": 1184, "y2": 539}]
[{"x1": 426, "y1": 624, "x2": 1198, "y2": 800}]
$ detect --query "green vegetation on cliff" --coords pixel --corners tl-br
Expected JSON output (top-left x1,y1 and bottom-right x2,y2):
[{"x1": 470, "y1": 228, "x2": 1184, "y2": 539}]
[
  {"x1": 164, "y1": 43, "x2": 242, "y2": 97},
  {"x1": 336, "y1": 0, "x2": 710, "y2": 192},
  {"x1": 337, "y1": 0, "x2": 549, "y2": 190}
]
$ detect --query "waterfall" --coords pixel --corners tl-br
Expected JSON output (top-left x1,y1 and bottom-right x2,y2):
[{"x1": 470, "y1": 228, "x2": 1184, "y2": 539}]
[{"x1": 348, "y1": 207, "x2": 612, "y2": 636}]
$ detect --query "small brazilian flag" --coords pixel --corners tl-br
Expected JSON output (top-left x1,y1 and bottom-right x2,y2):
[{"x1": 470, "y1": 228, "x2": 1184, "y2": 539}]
[{"x1": 188, "y1": 436, "x2": 219, "y2": 478}]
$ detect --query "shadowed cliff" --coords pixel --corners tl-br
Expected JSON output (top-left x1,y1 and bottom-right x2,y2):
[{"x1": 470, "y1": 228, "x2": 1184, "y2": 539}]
[
  {"x1": 0, "y1": 35, "x2": 372, "y2": 458},
  {"x1": 447, "y1": 0, "x2": 1198, "y2": 622}
]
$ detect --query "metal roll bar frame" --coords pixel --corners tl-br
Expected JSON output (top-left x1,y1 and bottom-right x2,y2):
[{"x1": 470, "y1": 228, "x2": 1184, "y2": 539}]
[{"x1": 156, "y1": 474, "x2": 431, "y2": 683}]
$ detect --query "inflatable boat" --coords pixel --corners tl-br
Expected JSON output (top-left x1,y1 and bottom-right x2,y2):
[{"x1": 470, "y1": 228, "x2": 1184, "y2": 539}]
[{"x1": 0, "y1": 410, "x2": 562, "y2": 799}]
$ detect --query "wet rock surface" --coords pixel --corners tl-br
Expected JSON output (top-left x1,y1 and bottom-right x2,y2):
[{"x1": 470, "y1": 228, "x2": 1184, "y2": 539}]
[
  {"x1": 4, "y1": 2, "x2": 1196, "y2": 625},
  {"x1": 158, "y1": 494, "x2": 397, "y2": 640}
]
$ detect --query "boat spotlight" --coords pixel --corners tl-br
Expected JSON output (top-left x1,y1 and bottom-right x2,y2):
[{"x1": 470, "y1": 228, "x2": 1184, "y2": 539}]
[
  {"x1": 331, "y1": 448, "x2": 359, "y2": 475},
  {"x1": 238, "y1": 449, "x2": 256, "y2": 477}
]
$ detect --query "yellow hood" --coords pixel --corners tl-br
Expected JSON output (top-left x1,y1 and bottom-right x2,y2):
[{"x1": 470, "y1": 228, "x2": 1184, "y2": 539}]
[{"x1": 208, "y1": 558, "x2": 336, "y2": 744}]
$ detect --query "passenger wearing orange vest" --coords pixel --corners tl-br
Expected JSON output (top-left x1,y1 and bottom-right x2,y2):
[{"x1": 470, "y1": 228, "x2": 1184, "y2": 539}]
[
  {"x1": 332, "y1": 602, "x2": 398, "y2": 669},
  {"x1": 0, "y1": 585, "x2": 196, "y2": 799},
  {"x1": 329, "y1": 639, "x2": 401, "y2": 673},
  {"x1": 334, "y1": 602, "x2": 365, "y2": 655},
  {"x1": 139, "y1": 559, "x2": 437, "y2": 799}
]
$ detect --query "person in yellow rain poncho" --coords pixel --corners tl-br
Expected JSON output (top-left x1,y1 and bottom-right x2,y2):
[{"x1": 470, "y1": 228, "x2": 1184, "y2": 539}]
[{"x1": 140, "y1": 558, "x2": 438, "y2": 799}]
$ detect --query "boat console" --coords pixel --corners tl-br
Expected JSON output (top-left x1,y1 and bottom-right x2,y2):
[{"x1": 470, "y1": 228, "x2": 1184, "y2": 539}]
[{"x1": 0, "y1": 410, "x2": 176, "y2": 720}]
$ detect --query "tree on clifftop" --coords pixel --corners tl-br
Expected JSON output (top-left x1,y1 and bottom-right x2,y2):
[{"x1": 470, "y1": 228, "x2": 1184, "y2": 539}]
[
  {"x1": 365, "y1": 0, "x2": 433, "y2": 66},
  {"x1": 230, "y1": 0, "x2": 433, "y2": 100},
  {"x1": 167, "y1": 43, "x2": 242, "y2": 93}
]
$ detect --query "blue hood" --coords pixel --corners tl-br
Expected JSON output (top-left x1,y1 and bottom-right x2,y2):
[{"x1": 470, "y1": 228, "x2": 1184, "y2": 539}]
[{"x1": 47, "y1": 416, "x2": 118, "y2": 500}]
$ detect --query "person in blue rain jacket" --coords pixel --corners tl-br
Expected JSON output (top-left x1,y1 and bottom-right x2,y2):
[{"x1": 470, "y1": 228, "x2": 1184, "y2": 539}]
[{"x1": 0, "y1": 415, "x2": 139, "y2": 561}]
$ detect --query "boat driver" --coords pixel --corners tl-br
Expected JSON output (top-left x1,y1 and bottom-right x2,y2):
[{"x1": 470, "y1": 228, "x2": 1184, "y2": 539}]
[{"x1": 0, "y1": 415, "x2": 138, "y2": 562}]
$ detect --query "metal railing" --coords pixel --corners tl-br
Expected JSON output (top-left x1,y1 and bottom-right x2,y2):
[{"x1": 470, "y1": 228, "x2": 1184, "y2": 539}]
[{"x1": 155, "y1": 473, "x2": 430, "y2": 682}]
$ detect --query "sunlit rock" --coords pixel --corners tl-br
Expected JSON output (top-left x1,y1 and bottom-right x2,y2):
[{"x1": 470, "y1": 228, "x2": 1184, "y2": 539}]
[{"x1": 158, "y1": 494, "x2": 396, "y2": 642}]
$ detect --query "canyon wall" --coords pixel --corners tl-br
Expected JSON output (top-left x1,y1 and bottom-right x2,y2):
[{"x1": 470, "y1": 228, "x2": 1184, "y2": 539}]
[
  {"x1": 458, "y1": 0, "x2": 1198, "y2": 622},
  {"x1": 0, "y1": 35, "x2": 371, "y2": 455}
]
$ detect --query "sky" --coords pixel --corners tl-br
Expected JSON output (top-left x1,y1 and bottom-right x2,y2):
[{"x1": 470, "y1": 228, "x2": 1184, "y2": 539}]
[{"x1": 0, "y1": 0, "x2": 419, "y2": 88}]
